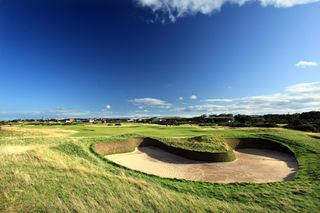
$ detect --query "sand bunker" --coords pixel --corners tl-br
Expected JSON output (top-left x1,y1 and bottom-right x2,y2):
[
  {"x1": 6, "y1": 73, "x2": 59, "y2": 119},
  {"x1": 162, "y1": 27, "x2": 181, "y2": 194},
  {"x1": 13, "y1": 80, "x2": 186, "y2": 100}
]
[{"x1": 106, "y1": 146, "x2": 297, "y2": 183}]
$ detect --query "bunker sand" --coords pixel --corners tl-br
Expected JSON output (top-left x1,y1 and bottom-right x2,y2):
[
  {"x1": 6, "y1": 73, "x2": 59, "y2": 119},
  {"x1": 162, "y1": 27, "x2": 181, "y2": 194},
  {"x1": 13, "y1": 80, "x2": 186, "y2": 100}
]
[{"x1": 106, "y1": 147, "x2": 297, "y2": 183}]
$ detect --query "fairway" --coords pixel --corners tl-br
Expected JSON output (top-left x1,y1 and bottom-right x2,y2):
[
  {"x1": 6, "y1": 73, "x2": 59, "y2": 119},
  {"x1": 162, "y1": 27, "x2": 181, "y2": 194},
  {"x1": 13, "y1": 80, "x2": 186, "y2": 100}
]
[{"x1": 0, "y1": 124, "x2": 320, "y2": 212}]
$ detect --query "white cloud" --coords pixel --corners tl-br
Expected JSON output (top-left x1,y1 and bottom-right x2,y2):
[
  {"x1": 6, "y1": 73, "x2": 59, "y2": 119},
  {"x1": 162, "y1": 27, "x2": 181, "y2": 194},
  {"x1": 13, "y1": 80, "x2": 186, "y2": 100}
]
[
  {"x1": 3, "y1": 82, "x2": 320, "y2": 119},
  {"x1": 190, "y1": 95, "x2": 197, "y2": 100},
  {"x1": 101, "y1": 105, "x2": 113, "y2": 116},
  {"x1": 295, "y1": 60, "x2": 319, "y2": 68},
  {"x1": 0, "y1": 108, "x2": 94, "y2": 119},
  {"x1": 47, "y1": 108, "x2": 93, "y2": 117},
  {"x1": 135, "y1": 109, "x2": 150, "y2": 113},
  {"x1": 135, "y1": 0, "x2": 320, "y2": 22},
  {"x1": 179, "y1": 96, "x2": 184, "y2": 101},
  {"x1": 204, "y1": 98, "x2": 233, "y2": 102},
  {"x1": 0, "y1": 106, "x2": 118, "y2": 119},
  {"x1": 260, "y1": 0, "x2": 319, "y2": 7},
  {"x1": 176, "y1": 82, "x2": 320, "y2": 114},
  {"x1": 129, "y1": 98, "x2": 171, "y2": 108},
  {"x1": 286, "y1": 82, "x2": 320, "y2": 93}
]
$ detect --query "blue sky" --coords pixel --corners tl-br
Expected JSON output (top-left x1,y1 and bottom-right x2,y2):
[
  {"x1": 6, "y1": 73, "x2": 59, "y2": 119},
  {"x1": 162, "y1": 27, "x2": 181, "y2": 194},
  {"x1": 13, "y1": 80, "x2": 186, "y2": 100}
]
[{"x1": 0, "y1": 0, "x2": 320, "y2": 119}]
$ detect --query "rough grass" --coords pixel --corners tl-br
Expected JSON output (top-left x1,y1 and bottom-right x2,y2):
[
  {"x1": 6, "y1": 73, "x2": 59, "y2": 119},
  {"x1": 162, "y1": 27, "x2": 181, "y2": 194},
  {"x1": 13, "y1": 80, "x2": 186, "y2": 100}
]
[
  {"x1": 159, "y1": 135, "x2": 229, "y2": 152},
  {"x1": 52, "y1": 143, "x2": 94, "y2": 162},
  {"x1": 0, "y1": 124, "x2": 319, "y2": 212}
]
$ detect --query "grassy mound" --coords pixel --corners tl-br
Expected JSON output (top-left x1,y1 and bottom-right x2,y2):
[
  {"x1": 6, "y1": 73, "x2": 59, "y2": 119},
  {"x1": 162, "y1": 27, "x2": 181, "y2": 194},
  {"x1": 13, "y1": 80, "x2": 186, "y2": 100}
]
[
  {"x1": 159, "y1": 135, "x2": 229, "y2": 153},
  {"x1": 93, "y1": 134, "x2": 236, "y2": 162}
]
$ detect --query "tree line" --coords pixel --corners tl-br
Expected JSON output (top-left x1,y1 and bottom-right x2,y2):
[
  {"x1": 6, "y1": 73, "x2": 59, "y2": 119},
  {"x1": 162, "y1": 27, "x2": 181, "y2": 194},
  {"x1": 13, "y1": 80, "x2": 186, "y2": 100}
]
[
  {"x1": 147, "y1": 111, "x2": 320, "y2": 132},
  {"x1": 1, "y1": 111, "x2": 319, "y2": 132}
]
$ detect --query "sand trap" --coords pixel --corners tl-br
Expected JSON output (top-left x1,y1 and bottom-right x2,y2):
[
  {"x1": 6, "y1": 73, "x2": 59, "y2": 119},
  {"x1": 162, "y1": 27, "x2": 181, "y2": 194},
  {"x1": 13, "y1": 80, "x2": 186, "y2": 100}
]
[{"x1": 106, "y1": 147, "x2": 297, "y2": 183}]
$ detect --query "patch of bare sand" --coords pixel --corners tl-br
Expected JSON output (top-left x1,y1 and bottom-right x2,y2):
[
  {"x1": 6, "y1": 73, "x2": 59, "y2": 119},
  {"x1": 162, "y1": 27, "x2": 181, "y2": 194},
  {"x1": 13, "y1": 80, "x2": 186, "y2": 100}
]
[
  {"x1": 0, "y1": 145, "x2": 35, "y2": 155},
  {"x1": 1, "y1": 126, "x2": 77, "y2": 137},
  {"x1": 106, "y1": 147, "x2": 297, "y2": 183}
]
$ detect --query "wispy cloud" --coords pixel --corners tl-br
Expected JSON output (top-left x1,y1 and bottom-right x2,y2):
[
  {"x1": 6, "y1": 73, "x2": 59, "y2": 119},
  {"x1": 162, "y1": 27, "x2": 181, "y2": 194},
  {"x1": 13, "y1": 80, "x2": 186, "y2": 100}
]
[
  {"x1": 190, "y1": 95, "x2": 197, "y2": 100},
  {"x1": 286, "y1": 82, "x2": 320, "y2": 93},
  {"x1": 175, "y1": 82, "x2": 320, "y2": 115},
  {"x1": 100, "y1": 105, "x2": 113, "y2": 117},
  {"x1": 129, "y1": 98, "x2": 171, "y2": 108},
  {"x1": 295, "y1": 60, "x2": 319, "y2": 68},
  {"x1": 204, "y1": 98, "x2": 233, "y2": 102},
  {"x1": 0, "y1": 108, "x2": 93, "y2": 119},
  {"x1": 49, "y1": 108, "x2": 93, "y2": 117},
  {"x1": 2, "y1": 82, "x2": 320, "y2": 119},
  {"x1": 178, "y1": 97, "x2": 184, "y2": 101},
  {"x1": 135, "y1": 0, "x2": 320, "y2": 22},
  {"x1": 0, "y1": 105, "x2": 116, "y2": 119}
]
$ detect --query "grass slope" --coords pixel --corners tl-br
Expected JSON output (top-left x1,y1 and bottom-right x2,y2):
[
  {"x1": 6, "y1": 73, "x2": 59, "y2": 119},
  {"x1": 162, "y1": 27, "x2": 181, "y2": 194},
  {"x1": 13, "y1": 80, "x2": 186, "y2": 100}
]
[
  {"x1": 158, "y1": 135, "x2": 230, "y2": 152},
  {"x1": 0, "y1": 125, "x2": 320, "y2": 212}
]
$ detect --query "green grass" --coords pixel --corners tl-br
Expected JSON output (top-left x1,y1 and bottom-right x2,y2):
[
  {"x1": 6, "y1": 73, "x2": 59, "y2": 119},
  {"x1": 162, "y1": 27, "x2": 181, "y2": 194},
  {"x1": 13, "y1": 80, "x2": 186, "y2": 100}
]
[
  {"x1": 52, "y1": 143, "x2": 94, "y2": 162},
  {"x1": 43, "y1": 123, "x2": 223, "y2": 137},
  {"x1": 0, "y1": 124, "x2": 319, "y2": 212},
  {"x1": 158, "y1": 135, "x2": 230, "y2": 152}
]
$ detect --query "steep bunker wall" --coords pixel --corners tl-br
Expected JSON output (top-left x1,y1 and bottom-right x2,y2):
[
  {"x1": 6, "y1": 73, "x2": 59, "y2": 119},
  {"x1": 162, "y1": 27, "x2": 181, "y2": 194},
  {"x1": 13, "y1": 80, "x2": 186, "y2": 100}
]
[
  {"x1": 95, "y1": 136, "x2": 298, "y2": 183},
  {"x1": 94, "y1": 137, "x2": 296, "y2": 163},
  {"x1": 226, "y1": 138, "x2": 295, "y2": 156},
  {"x1": 94, "y1": 137, "x2": 236, "y2": 162}
]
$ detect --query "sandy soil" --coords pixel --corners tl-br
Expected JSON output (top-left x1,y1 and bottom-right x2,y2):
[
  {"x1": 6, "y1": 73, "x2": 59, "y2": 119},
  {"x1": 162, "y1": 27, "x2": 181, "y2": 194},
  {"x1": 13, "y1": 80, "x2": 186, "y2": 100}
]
[
  {"x1": 106, "y1": 147, "x2": 297, "y2": 183},
  {"x1": 2, "y1": 126, "x2": 77, "y2": 137},
  {"x1": 0, "y1": 145, "x2": 35, "y2": 155}
]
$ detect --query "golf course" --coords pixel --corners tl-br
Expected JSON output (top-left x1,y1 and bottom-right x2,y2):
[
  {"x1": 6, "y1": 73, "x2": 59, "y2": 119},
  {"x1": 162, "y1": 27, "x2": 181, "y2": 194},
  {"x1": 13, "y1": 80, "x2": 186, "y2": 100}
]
[{"x1": 0, "y1": 124, "x2": 319, "y2": 212}]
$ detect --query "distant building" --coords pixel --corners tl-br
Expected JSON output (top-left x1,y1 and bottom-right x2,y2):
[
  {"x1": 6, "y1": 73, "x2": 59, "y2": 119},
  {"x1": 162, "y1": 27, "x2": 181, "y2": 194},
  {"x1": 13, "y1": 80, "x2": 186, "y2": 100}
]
[{"x1": 65, "y1": 118, "x2": 75, "y2": 123}]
